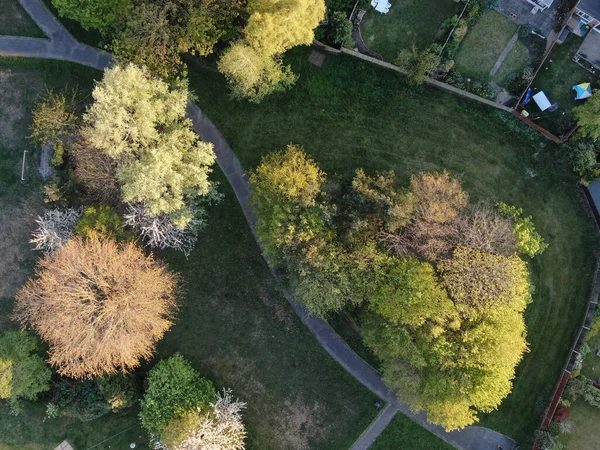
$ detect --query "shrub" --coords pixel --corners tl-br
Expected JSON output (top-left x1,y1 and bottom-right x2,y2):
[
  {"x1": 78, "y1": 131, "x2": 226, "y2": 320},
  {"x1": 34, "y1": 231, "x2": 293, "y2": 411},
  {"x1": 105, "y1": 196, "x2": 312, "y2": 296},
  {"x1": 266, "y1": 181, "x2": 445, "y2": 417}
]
[
  {"x1": 30, "y1": 90, "x2": 78, "y2": 146},
  {"x1": 75, "y1": 205, "x2": 125, "y2": 241},
  {"x1": 30, "y1": 207, "x2": 82, "y2": 254},
  {"x1": 140, "y1": 355, "x2": 216, "y2": 438},
  {"x1": 328, "y1": 11, "x2": 354, "y2": 46},
  {"x1": 50, "y1": 140, "x2": 66, "y2": 168},
  {"x1": 15, "y1": 235, "x2": 179, "y2": 378},
  {"x1": 497, "y1": 202, "x2": 548, "y2": 257},
  {"x1": 553, "y1": 405, "x2": 569, "y2": 422},
  {"x1": 51, "y1": 0, "x2": 132, "y2": 31}
]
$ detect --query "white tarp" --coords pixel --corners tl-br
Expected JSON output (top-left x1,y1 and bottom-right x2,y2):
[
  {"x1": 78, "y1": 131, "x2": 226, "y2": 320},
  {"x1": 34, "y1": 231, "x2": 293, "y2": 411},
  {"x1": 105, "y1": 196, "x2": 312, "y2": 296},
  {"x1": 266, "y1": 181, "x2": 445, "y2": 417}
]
[
  {"x1": 374, "y1": 0, "x2": 390, "y2": 13},
  {"x1": 533, "y1": 91, "x2": 551, "y2": 111}
]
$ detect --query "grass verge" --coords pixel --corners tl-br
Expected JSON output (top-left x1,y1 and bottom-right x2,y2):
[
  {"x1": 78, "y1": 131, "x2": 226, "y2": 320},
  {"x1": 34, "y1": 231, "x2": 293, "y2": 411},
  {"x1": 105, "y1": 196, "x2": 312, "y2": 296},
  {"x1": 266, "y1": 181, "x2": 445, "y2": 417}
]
[
  {"x1": 370, "y1": 413, "x2": 454, "y2": 450},
  {"x1": 0, "y1": 0, "x2": 45, "y2": 37}
]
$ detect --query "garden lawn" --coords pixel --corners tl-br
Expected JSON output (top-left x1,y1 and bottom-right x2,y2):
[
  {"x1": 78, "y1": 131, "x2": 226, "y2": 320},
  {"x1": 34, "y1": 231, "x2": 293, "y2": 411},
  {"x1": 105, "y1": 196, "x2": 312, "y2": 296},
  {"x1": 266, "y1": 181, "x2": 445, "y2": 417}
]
[
  {"x1": 528, "y1": 34, "x2": 597, "y2": 137},
  {"x1": 359, "y1": 0, "x2": 460, "y2": 60},
  {"x1": 557, "y1": 399, "x2": 600, "y2": 450},
  {"x1": 185, "y1": 47, "x2": 598, "y2": 446},
  {"x1": 370, "y1": 413, "x2": 453, "y2": 450},
  {"x1": 493, "y1": 39, "x2": 530, "y2": 87},
  {"x1": 455, "y1": 9, "x2": 519, "y2": 81},
  {"x1": 0, "y1": 0, "x2": 45, "y2": 37}
]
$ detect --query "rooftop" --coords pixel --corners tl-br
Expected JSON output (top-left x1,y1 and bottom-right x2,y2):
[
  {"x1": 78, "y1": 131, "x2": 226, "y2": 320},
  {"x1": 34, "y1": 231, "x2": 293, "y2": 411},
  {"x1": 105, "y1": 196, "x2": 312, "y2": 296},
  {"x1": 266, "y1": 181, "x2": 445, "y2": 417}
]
[{"x1": 577, "y1": 0, "x2": 600, "y2": 20}]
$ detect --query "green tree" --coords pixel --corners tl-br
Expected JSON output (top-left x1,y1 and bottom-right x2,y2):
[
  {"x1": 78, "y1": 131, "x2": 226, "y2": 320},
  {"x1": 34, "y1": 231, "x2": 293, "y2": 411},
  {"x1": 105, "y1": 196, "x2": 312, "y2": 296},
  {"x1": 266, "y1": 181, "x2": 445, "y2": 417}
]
[
  {"x1": 328, "y1": 11, "x2": 354, "y2": 46},
  {"x1": 30, "y1": 90, "x2": 78, "y2": 146},
  {"x1": 497, "y1": 202, "x2": 548, "y2": 257},
  {"x1": 0, "y1": 331, "x2": 51, "y2": 410},
  {"x1": 51, "y1": 0, "x2": 132, "y2": 31},
  {"x1": 574, "y1": 94, "x2": 600, "y2": 141},
  {"x1": 84, "y1": 64, "x2": 216, "y2": 228},
  {"x1": 112, "y1": 0, "x2": 240, "y2": 79},
  {"x1": 394, "y1": 45, "x2": 438, "y2": 85},
  {"x1": 218, "y1": 0, "x2": 325, "y2": 101},
  {"x1": 140, "y1": 355, "x2": 216, "y2": 438}
]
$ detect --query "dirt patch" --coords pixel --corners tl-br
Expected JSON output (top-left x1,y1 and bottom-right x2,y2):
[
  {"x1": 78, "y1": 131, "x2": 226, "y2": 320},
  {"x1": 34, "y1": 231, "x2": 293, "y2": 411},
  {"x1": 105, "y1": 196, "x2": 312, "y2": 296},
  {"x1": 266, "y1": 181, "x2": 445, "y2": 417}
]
[
  {"x1": 274, "y1": 397, "x2": 326, "y2": 450},
  {"x1": 0, "y1": 70, "x2": 43, "y2": 150},
  {"x1": 0, "y1": 197, "x2": 42, "y2": 299}
]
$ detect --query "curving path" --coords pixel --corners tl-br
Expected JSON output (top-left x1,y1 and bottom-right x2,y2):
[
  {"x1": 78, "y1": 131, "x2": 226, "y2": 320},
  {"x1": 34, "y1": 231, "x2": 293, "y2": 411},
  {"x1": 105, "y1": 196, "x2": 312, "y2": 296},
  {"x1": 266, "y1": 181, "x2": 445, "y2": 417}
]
[{"x1": 0, "y1": 2, "x2": 517, "y2": 449}]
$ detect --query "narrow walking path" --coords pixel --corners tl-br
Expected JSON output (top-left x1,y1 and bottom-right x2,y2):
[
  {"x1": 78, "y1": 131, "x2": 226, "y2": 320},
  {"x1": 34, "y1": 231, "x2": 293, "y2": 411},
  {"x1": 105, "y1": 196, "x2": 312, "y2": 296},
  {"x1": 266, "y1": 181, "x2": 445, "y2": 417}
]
[
  {"x1": 490, "y1": 31, "x2": 519, "y2": 76},
  {"x1": 0, "y1": 2, "x2": 518, "y2": 448}
]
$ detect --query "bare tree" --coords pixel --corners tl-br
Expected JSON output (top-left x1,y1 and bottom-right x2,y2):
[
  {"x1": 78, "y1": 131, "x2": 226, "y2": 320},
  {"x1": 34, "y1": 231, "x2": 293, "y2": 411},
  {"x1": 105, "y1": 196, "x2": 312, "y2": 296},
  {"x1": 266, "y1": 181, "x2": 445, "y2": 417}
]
[
  {"x1": 124, "y1": 205, "x2": 200, "y2": 257},
  {"x1": 454, "y1": 203, "x2": 517, "y2": 256},
  {"x1": 14, "y1": 234, "x2": 179, "y2": 379},
  {"x1": 30, "y1": 207, "x2": 82, "y2": 254}
]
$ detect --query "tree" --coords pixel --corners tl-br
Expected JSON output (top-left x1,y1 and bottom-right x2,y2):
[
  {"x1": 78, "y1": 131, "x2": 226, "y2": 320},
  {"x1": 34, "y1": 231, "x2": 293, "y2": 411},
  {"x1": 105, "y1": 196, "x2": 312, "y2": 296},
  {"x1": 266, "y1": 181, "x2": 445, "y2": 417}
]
[
  {"x1": 84, "y1": 64, "x2": 216, "y2": 228},
  {"x1": 140, "y1": 355, "x2": 216, "y2": 439},
  {"x1": 394, "y1": 45, "x2": 438, "y2": 85},
  {"x1": 30, "y1": 90, "x2": 78, "y2": 146},
  {"x1": 218, "y1": 0, "x2": 325, "y2": 101},
  {"x1": 75, "y1": 205, "x2": 126, "y2": 241},
  {"x1": 155, "y1": 389, "x2": 247, "y2": 450},
  {"x1": 14, "y1": 234, "x2": 178, "y2": 378},
  {"x1": 51, "y1": 0, "x2": 132, "y2": 31},
  {"x1": 497, "y1": 202, "x2": 548, "y2": 257},
  {"x1": 328, "y1": 11, "x2": 354, "y2": 46},
  {"x1": 30, "y1": 207, "x2": 83, "y2": 255},
  {"x1": 112, "y1": 0, "x2": 241, "y2": 78},
  {"x1": 574, "y1": 94, "x2": 600, "y2": 141},
  {"x1": 0, "y1": 331, "x2": 51, "y2": 409},
  {"x1": 440, "y1": 246, "x2": 531, "y2": 314},
  {"x1": 453, "y1": 203, "x2": 516, "y2": 256}
]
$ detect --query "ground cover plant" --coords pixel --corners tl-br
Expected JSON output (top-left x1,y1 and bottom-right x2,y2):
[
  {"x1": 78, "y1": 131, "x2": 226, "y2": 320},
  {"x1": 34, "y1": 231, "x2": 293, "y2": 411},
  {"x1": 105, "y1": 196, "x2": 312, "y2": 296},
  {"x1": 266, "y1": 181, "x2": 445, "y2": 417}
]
[
  {"x1": 184, "y1": 47, "x2": 598, "y2": 445},
  {"x1": 528, "y1": 34, "x2": 597, "y2": 137},
  {"x1": 0, "y1": 0, "x2": 45, "y2": 37},
  {"x1": 358, "y1": 0, "x2": 460, "y2": 60}
]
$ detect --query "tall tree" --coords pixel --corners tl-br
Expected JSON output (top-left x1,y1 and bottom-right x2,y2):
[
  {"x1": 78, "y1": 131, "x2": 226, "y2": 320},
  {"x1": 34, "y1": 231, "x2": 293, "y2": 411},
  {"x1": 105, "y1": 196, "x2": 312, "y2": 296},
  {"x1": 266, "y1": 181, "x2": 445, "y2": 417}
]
[
  {"x1": 574, "y1": 94, "x2": 600, "y2": 141},
  {"x1": 218, "y1": 0, "x2": 325, "y2": 101},
  {"x1": 83, "y1": 64, "x2": 216, "y2": 228},
  {"x1": 14, "y1": 234, "x2": 178, "y2": 379}
]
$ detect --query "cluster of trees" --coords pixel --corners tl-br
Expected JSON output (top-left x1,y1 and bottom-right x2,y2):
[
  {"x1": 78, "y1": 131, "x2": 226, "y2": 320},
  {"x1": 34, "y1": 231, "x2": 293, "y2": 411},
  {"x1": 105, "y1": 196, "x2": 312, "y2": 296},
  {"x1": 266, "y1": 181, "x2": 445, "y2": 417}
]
[
  {"x1": 571, "y1": 98, "x2": 600, "y2": 185},
  {"x1": 250, "y1": 146, "x2": 547, "y2": 430},
  {"x1": 51, "y1": 0, "x2": 325, "y2": 101}
]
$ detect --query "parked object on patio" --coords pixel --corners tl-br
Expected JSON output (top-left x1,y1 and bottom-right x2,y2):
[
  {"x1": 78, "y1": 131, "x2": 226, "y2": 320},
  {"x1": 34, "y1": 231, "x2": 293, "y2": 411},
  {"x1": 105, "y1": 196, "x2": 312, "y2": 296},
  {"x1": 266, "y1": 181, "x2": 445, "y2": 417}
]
[
  {"x1": 533, "y1": 91, "x2": 552, "y2": 110},
  {"x1": 372, "y1": 0, "x2": 391, "y2": 14},
  {"x1": 573, "y1": 82, "x2": 593, "y2": 100}
]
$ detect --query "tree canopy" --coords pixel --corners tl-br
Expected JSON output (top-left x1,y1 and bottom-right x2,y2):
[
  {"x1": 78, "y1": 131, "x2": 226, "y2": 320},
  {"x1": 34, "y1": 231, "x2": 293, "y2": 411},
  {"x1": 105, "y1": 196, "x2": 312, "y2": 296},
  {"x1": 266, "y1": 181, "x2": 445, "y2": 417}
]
[
  {"x1": 14, "y1": 234, "x2": 179, "y2": 378},
  {"x1": 574, "y1": 93, "x2": 600, "y2": 141},
  {"x1": 0, "y1": 331, "x2": 51, "y2": 407},
  {"x1": 84, "y1": 64, "x2": 216, "y2": 228},
  {"x1": 51, "y1": 0, "x2": 132, "y2": 31}
]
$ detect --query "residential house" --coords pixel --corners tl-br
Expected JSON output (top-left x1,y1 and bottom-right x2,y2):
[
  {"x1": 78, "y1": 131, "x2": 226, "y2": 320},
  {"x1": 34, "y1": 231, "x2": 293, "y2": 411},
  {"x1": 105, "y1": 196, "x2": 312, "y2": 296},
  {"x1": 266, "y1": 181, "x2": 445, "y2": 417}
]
[{"x1": 573, "y1": 0, "x2": 600, "y2": 31}]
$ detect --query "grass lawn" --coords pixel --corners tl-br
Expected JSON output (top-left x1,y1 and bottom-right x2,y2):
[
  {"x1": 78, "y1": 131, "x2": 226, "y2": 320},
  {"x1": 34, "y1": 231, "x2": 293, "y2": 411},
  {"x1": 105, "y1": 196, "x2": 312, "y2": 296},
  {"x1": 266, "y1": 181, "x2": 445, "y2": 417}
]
[
  {"x1": 528, "y1": 34, "x2": 597, "y2": 137},
  {"x1": 455, "y1": 9, "x2": 519, "y2": 81},
  {"x1": 494, "y1": 39, "x2": 530, "y2": 87},
  {"x1": 0, "y1": 57, "x2": 382, "y2": 450},
  {"x1": 359, "y1": 0, "x2": 460, "y2": 60},
  {"x1": 185, "y1": 47, "x2": 598, "y2": 446},
  {"x1": 371, "y1": 413, "x2": 454, "y2": 450},
  {"x1": 0, "y1": 0, "x2": 45, "y2": 37},
  {"x1": 557, "y1": 399, "x2": 600, "y2": 450}
]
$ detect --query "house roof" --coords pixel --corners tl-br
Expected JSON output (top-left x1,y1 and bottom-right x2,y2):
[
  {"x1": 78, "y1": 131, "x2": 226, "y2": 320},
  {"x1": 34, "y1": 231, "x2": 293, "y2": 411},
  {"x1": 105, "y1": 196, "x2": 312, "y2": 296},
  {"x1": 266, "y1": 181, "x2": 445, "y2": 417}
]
[{"x1": 578, "y1": 0, "x2": 600, "y2": 21}]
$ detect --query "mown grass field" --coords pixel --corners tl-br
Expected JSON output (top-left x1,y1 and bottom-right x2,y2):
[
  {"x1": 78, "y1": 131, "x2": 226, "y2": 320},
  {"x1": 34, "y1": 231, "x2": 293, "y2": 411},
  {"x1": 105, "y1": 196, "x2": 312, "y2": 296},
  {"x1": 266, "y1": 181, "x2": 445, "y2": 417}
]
[
  {"x1": 0, "y1": 0, "x2": 45, "y2": 37},
  {"x1": 185, "y1": 47, "x2": 598, "y2": 446},
  {"x1": 371, "y1": 413, "x2": 454, "y2": 450}
]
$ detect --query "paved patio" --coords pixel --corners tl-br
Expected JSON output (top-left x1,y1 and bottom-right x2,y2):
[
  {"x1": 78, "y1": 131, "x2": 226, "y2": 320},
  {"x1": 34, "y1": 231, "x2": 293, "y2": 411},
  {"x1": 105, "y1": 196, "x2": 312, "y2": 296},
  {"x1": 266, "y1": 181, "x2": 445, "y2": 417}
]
[
  {"x1": 492, "y1": 0, "x2": 558, "y2": 36},
  {"x1": 578, "y1": 29, "x2": 600, "y2": 68},
  {"x1": 54, "y1": 441, "x2": 74, "y2": 450}
]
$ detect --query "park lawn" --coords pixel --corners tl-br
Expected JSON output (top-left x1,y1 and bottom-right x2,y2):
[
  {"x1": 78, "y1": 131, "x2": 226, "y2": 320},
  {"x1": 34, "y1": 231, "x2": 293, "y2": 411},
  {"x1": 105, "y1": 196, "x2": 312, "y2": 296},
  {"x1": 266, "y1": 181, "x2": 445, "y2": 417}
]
[
  {"x1": 557, "y1": 399, "x2": 600, "y2": 450},
  {"x1": 493, "y1": 38, "x2": 530, "y2": 87},
  {"x1": 185, "y1": 47, "x2": 598, "y2": 446},
  {"x1": 528, "y1": 34, "x2": 597, "y2": 137},
  {"x1": 359, "y1": 0, "x2": 460, "y2": 60},
  {"x1": 370, "y1": 413, "x2": 454, "y2": 450},
  {"x1": 455, "y1": 9, "x2": 519, "y2": 81},
  {"x1": 0, "y1": 0, "x2": 45, "y2": 37},
  {"x1": 0, "y1": 57, "x2": 382, "y2": 450}
]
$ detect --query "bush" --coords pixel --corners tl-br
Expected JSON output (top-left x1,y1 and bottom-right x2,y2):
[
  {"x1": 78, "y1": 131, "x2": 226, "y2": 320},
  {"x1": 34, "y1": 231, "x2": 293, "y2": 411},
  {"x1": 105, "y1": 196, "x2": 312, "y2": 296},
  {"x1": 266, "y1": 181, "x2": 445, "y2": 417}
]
[
  {"x1": 50, "y1": 140, "x2": 66, "y2": 168},
  {"x1": 329, "y1": 11, "x2": 354, "y2": 46},
  {"x1": 140, "y1": 355, "x2": 216, "y2": 437},
  {"x1": 497, "y1": 202, "x2": 548, "y2": 257},
  {"x1": 75, "y1": 205, "x2": 125, "y2": 241}
]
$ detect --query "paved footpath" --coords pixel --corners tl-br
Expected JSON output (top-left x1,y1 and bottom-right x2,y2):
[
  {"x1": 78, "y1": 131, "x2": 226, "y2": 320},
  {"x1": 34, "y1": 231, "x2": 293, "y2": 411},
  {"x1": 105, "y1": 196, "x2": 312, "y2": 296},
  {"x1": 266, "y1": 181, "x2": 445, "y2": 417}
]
[{"x1": 0, "y1": 2, "x2": 518, "y2": 448}]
